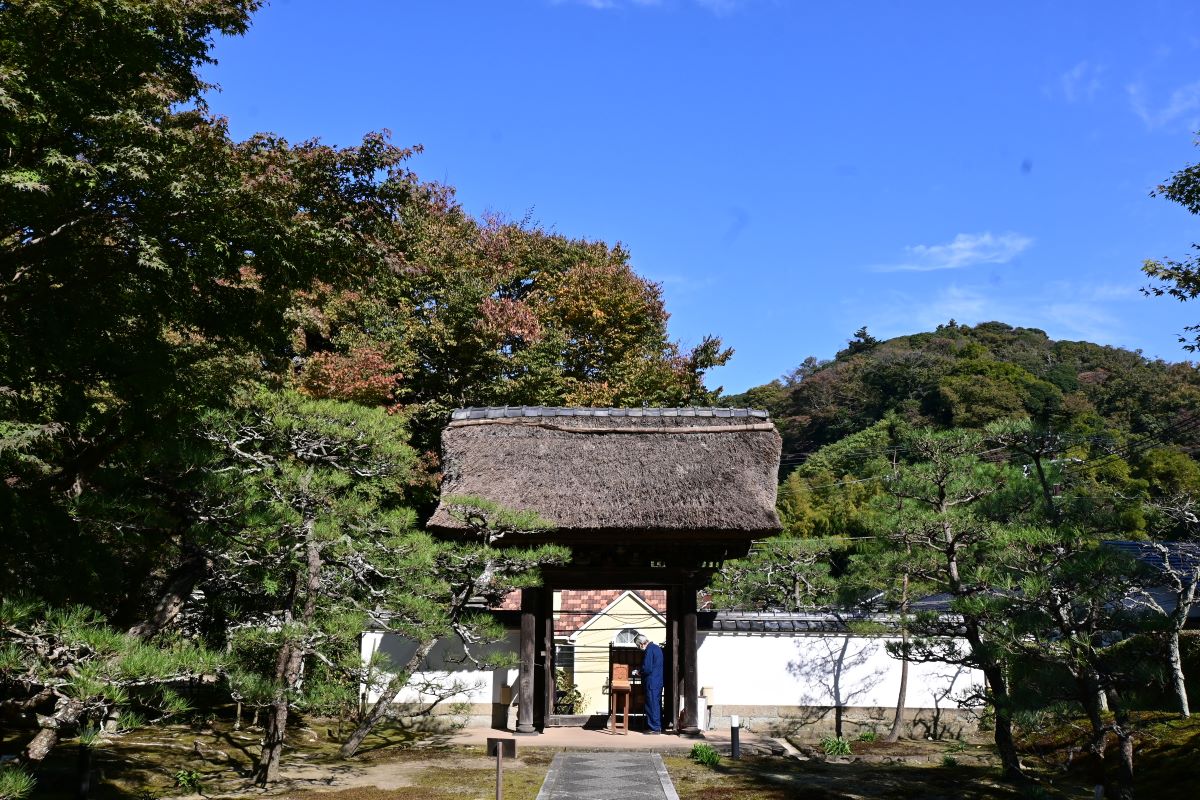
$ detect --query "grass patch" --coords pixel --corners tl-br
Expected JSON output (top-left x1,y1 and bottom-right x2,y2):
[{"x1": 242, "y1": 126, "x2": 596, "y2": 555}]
[
  {"x1": 689, "y1": 743, "x2": 722, "y2": 767},
  {"x1": 818, "y1": 736, "x2": 852, "y2": 756},
  {"x1": 664, "y1": 752, "x2": 1069, "y2": 799}
]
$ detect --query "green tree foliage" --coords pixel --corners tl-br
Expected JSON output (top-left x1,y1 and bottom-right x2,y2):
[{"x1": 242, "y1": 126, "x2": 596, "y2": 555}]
[
  {"x1": 1143, "y1": 135, "x2": 1200, "y2": 350},
  {"x1": 776, "y1": 420, "x2": 897, "y2": 537},
  {"x1": 338, "y1": 496, "x2": 569, "y2": 758},
  {"x1": 864, "y1": 428, "x2": 1028, "y2": 778},
  {"x1": 197, "y1": 389, "x2": 419, "y2": 784},
  {"x1": 286, "y1": 211, "x2": 732, "y2": 451},
  {"x1": 0, "y1": 0, "x2": 425, "y2": 611},
  {"x1": 0, "y1": 1, "x2": 730, "y2": 782},
  {"x1": 709, "y1": 537, "x2": 837, "y2": 611},
  {"x1": 0, "y1": 597, "x2": 218, "y2": 769},
  {"x1": 999, "y1": 530, "x2": 1158, "y2": 800},
  {"x1": 711, "y1": 422, "x2": 899, "y2": 610}
]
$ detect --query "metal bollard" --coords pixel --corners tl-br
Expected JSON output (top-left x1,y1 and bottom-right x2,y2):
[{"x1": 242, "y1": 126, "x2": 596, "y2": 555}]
[{"x1": 731, "y1": 714, "x2": 741, "y2": 760}]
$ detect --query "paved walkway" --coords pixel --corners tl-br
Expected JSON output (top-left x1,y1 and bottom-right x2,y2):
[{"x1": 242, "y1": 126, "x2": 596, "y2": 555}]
[
  {"x1": 445, "y1": 724, "x2": 778, "y2": 754},
  {"x1": 535, "y1": 751, "x2": 680, "y2": 800}
]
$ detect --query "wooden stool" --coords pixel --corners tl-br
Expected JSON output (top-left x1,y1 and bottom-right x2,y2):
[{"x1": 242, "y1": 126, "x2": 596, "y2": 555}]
[{"x1": 609, "y1": 664, "x2": 632, "y2": 734}]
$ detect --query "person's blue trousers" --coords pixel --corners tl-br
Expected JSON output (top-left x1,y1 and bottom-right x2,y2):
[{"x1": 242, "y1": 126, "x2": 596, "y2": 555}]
[{"x1": 644, "y1": 681, "x2": 663, "y2": 731}]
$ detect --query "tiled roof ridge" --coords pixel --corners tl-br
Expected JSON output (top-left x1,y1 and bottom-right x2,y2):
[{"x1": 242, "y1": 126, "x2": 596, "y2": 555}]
[
  {"x1": 450, "y1": 406, "x2": 770, "y2": 421},
  {"x1": 701, "y1": 609, "x2": 953, "y2": 634},
  {"x1": 558, "y1": 588, "x2": 667, "y2": 613}
]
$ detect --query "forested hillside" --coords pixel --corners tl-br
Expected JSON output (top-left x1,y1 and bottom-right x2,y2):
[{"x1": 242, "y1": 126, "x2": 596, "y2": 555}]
[
  {"x1": 712, "y1": 323, "x2": 1200, "y2": 790},
  {"x1": 726, "y1": 321, "x2": 1200, "y2": 466}
]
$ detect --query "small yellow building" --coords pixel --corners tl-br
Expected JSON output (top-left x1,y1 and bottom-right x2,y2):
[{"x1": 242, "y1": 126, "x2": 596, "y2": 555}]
[{"x1": 556, "y1": 590, "x2": 665, "y2": 715}]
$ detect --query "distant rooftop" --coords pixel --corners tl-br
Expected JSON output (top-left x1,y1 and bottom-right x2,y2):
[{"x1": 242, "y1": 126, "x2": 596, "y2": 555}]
[
  {"x1": 702, "y1": 610, "x2": 901, "y2": 633},
  {"x1": 1103, "y1": 540, "x2": 1200, "y2": 575},
  {"x1": 449, "y1": 406, "x2": 770, "y2": 421}
]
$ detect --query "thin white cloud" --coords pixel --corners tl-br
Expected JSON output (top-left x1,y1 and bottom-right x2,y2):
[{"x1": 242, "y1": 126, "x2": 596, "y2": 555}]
[
  {"x1": 693, "y1": 0, "x2": 743, "y2": 14},
  {"x1": 1040, "y1": 301, "x2": 1122, "y2": 343},
  {"x1": 874, "y1": 232, "x2": 1033, "y2": 273},
  {"x1": 1127, "y1": 79, "x2": 1200, "y2": 130},
  {"x1": 852, "y1": 283, "x2": 1127, "y2": 347},
  {"x1": 1058, "y1": 61, "x2": 1103, "y2": 103},
  {"x1": 551, "y1": 0, "x2": 742, "y2": 12},
  {"x1": 910, "y1": 286, "x2": 990, "y2": 331},
  {"x1": 1083, "y1": 283, "x2": 1136, "y2": 302}
]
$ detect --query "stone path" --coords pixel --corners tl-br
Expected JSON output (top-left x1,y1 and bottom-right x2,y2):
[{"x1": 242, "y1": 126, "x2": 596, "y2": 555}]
[{"x1": 535, "y1": 751, "x2": 680, "y2": 800}]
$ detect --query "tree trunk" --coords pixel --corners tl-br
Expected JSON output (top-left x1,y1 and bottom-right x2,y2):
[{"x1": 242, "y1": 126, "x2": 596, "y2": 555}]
[
  {"x1": 1168, "y1": 629, "x2": 1190, "y2": 718},
  {"x1": 254, "y1": 527, "x2": 322, "y2": 786},
  {"x1": 256, "y1": 683, "x2": 290, "y2": 785},
  {"x1": 339, "y1": 637, "x2": 438, "y2": 758},
  {"x1": 980, "y1": 662, "x2": 1023, "y2": 779},
  {"x1": 256, "y1": 634, "x2": 296, "y2": 782},
  {"x1": 1113, "y1": 732, "x2": 1134, "y2": 800},
  {"x1": 21, "y1": 695, "x2": 83, "y2": 766},
  {"x1": 1107, "y1": 689, "x2": 1135, "y2": 800},
  {"x1": 1082, "y1": 677, "x2": 1108, "y2": 799},
  {"x1": 887, "y1": 625, "x2": 909, "y2": 742},
  {"x1": 887, "y1": 570, "x2": 911, "y2": 743},
  {"x1": 128, "y1": 553, "x2": 212, "y2": 639}
]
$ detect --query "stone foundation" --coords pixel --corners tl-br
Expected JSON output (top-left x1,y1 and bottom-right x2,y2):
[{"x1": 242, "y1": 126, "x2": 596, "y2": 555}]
[
  {"x1": 363, "y1": 701, "x2": 500, "y2": 731},
  {"x1": 706, "y1": 705, "x2": 981, "y2": 740}
]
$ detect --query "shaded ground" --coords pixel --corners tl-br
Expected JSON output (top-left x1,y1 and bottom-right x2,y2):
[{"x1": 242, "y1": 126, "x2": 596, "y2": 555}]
[
  {"x1": 1014, "y1": 711, "x2": 1200, "y2": 800},
  {"x1": 665, "y1": 754, "x2": 1040, "y2": 800},
  {"x1": 8, "y1": 713, "x2": 1199, "y2": 799},
  {"x1": 787, "y1": 735, "x2": 995, "y2": 765},
  {"x1": 3, "y1": 721, "x2": 531, "y2": 800}
]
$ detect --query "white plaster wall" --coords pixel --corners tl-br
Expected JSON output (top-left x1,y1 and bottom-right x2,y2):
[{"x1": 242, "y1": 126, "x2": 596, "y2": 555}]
[
  {"x1": 696, "y1": 632, "x2": 981, "y2": 709},
  {"x1": 362, "y1": 629, "x2": 983, "y2": 717},
  {"x1": 361, "y1": 631, "x2": 520, "y2": 705}
]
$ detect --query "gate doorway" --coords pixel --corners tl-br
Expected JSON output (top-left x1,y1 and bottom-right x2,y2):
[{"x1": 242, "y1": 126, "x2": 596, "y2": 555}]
[
  {"x1": 514, "y1": 570, "x2": 710, "y2": 735},
  {"x1": 549, "y1": 589, "x2": 665, "y2": 728}
]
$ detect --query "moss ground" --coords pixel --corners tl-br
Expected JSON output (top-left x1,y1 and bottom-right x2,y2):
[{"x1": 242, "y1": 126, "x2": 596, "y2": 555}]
[{"x1": 5, "y1": 713, "x2": 1199, "y2": 799}]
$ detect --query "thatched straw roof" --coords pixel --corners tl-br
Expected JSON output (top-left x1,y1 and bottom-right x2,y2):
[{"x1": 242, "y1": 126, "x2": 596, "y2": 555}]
[{"x1": 428, "y1": 407, "x2": 782, "y2": 542}]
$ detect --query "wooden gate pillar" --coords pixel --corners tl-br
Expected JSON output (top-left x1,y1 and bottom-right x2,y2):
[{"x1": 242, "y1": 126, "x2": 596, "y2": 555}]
[
  {"x1": 541, "y1": 587, "x2": 554, "y2": 722},
  {"x1": 516, "y1": 587, "x2": 539, "y2": 734},
  {"x1": 665, "y1": 585, "x2": 680, "y2": 731},
  {"x1": 681, "y1": 583, "x2": 701, "y2": 736}
]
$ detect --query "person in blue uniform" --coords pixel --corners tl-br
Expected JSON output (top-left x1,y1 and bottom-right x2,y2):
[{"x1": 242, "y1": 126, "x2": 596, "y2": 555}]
[{"x1": 634, "y1": 634, "x2": 664, "y2": 734}]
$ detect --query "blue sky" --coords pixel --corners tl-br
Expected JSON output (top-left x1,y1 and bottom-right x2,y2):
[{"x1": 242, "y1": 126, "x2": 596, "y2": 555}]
[{"x1": 203, "y1": 0, "x2": 1200, "y2": 394}]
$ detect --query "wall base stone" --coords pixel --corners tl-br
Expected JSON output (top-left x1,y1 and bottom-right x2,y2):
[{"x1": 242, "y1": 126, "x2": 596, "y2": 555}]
[
  {"x1": 707, "y1": 705, "x2": 981, "y2": 741},
  {"x1": 362, "y1": 702, "x2": 497, "y2": 732}
]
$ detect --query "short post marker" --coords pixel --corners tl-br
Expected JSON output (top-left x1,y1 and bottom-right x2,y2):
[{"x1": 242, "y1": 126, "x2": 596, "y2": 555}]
[
  {"x1": 731, "y1": 714, "x2": 741, "y2": 760},
  {"x1": 487, "y1": 737, "x2": 516, "y2": 800}
]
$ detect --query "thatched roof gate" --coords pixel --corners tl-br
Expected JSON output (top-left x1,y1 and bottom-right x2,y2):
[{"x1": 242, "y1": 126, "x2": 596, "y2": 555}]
[
  {"x1": 428, "y1": 407, "x2": 783, "y2": 735},
  {"x1": 430, "y1": 406, "x2": 782, "y2": 558}
]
